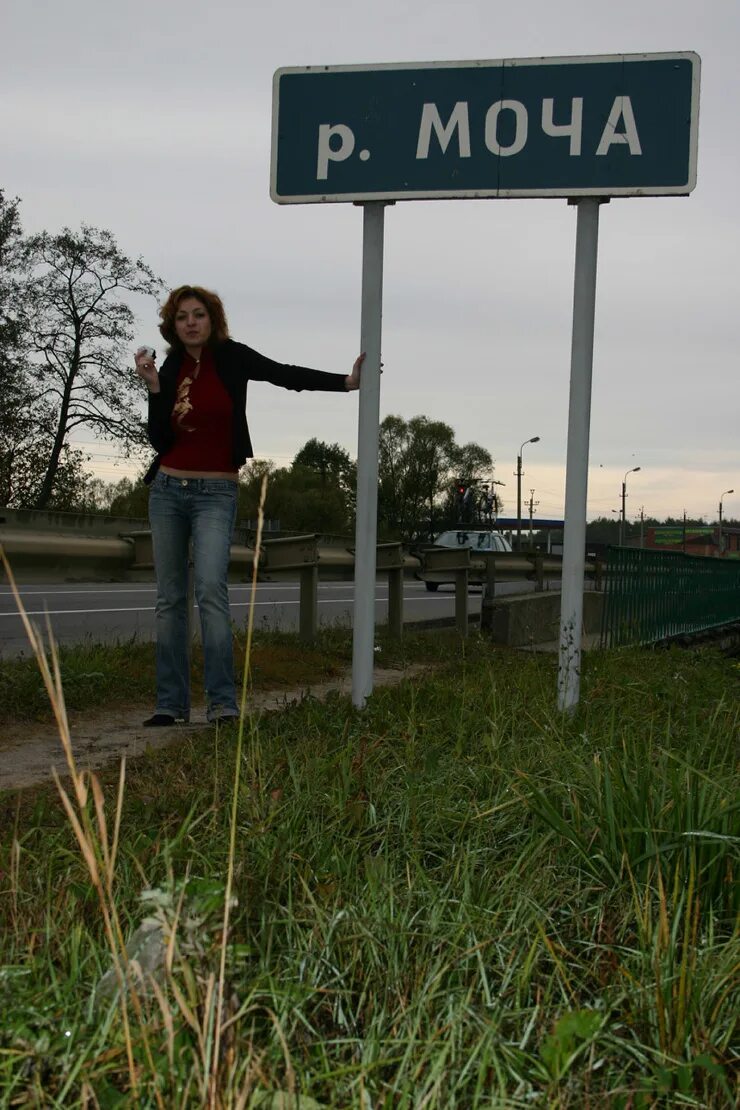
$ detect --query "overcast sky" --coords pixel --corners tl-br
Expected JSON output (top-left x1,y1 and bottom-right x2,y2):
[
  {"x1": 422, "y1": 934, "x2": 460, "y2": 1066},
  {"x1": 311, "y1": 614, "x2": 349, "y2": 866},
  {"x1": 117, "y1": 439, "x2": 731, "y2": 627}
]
[{"x1": 4, "y1": 0, "x2": 738, "y2": 521}]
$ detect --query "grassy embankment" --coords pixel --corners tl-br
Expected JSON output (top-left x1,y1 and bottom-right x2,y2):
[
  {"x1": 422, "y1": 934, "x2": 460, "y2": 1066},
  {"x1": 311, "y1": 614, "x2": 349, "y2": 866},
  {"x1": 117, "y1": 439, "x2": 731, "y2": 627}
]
[
  {"x1": 0, "y1": 616, "x2": 737, "y2": 1106},
  {"x1": 0, "y1": 628, "x2": 358, "y2": 727}
]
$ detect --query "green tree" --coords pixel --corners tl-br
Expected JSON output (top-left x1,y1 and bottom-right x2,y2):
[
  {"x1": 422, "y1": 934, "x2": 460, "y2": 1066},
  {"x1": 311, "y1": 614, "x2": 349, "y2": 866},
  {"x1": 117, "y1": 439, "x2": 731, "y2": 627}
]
[
  {"x1": 238, "y1": 459, "x2": 277, "y2": 526},
  {"x1": 280, "y1": 466, "x2": 352, "y2": 534},
  {"x1": 452, "y1": 441, "x2": 495, "y2": 486},
  {"x1": 14, "y1": 224, "x2": 162, "y2": 508},
  {"x1": 378, "y1": 415, "x2": 492, "y2": 540},
  {"x1": 405, "y1": 416, "x2": 458, "y2": 537},
  {"x1": 293, "y1": 437, "x2": 356, "y2": 522},
  {"x1": 292, "y1": 438, "x2": 353, "y2": 487},
  {"x1": 377, "y1": 414, "x2": 411, "y2": 538},
  {"x1": 444, "y1": 440, "x2": 498, "y2": 523},
  {"x1": 106, "y1": 475, "x2": 151, "y2": 518},
  {"x1": 586, "y1": 514, "x2": 664, "y2": 545},
  {"x1": 585, "y1": 515, "x2": 623, "y2": 544},
  {"x1": 663, "y1": 515, "x2": 707, "y2": 527},
  {"x1": 238, "y1": 449, "x2": 354, "y2": 536}
]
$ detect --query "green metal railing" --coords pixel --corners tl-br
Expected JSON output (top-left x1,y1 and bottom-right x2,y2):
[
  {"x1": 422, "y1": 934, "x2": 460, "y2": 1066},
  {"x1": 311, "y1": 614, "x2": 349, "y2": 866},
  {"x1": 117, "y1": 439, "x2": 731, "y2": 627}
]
[{"x1": 601, "y1": 547, "x2": 740, "y2": 648}]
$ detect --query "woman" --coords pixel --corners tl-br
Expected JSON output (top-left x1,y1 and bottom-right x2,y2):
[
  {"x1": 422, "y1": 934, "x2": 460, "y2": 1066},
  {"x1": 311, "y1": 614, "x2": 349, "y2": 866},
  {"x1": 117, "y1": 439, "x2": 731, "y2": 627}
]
[{"x1": 135, "y1": 284, "x2": 363, "y2": 727}]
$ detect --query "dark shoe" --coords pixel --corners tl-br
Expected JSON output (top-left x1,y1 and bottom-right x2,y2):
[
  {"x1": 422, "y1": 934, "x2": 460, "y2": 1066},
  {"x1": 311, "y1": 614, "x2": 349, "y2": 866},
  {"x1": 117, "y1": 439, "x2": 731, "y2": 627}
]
[
  {"x1": 143, "y1": 713, "x2": 188, "y2": 727},
  {"x1": 212, "y1": 714, "x2": 239, "y2": 727}
]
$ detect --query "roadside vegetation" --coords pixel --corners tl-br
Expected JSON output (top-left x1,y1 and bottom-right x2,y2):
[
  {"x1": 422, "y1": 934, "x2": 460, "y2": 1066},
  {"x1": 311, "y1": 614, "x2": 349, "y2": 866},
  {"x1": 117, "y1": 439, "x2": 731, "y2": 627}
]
[
  {"x1": 0, "y1": 627, "x2": 450, "y2": 729},
  {"x1": 0, "y1": 623, "x2": 737, "y2": 1107}
]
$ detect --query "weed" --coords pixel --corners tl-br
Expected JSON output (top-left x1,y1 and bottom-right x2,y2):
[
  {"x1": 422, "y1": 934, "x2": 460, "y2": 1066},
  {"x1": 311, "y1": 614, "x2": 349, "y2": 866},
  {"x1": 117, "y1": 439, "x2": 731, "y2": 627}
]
[{"x1": 0, "y1": 542, "x2": 737, "y2": 1106}]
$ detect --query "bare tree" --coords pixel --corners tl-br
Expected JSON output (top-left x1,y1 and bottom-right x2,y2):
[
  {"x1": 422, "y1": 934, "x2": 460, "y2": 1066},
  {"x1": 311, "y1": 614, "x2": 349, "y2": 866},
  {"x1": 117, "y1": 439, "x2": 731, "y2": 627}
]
[
  {"x1": 18, "y1": 224, "x2": 163, "y2": 508},
  {"x1": 0, "y1": 190, "x2": 32, "y2": 505}
]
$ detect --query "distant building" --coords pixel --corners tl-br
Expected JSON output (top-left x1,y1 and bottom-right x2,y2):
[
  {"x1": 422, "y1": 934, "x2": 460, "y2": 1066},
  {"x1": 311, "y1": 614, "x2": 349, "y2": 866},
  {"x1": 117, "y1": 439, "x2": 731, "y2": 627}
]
[{"x1": 646, "y1": 525, "x2": 740, "y2": 557}]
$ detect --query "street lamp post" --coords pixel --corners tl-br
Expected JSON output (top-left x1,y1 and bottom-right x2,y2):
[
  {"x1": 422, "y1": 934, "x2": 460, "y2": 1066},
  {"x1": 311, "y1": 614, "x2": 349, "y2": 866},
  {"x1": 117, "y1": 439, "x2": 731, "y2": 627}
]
[
  {"x1": 516, "y1": 436, "x2": 540, "y2": 551},
  {"x1": 619, "y1": 466, "x2": 641, "y2": 546},
  {"x1": 718, "y1": 488, "x2": 734, "y2": 555}
]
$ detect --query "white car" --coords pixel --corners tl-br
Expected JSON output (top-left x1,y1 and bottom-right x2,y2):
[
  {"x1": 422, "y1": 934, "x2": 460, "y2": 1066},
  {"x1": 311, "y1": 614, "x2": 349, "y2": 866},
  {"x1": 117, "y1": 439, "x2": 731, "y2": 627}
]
[
  {"x1": 433, "y1": 530, "x2": 512, "y2": 553},
  {"x1": 419, "y1": 529, "x2": 513, "y2": 591}
]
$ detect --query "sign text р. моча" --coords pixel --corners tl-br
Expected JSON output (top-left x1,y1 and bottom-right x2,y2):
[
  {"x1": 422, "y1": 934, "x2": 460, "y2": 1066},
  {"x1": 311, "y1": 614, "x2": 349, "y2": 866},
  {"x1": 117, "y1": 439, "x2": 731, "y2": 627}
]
[{"x1": 271, "y1": 53, "x2": 699, "y2": 202}]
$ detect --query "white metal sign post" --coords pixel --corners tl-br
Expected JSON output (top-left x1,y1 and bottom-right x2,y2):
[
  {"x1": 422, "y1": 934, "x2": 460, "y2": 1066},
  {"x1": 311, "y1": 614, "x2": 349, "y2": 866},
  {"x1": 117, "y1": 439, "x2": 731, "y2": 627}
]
[
  {"x1": 558, "y1": 199, "x2": 602, "y2": 711},
  {"x1": 271, "y1": 52, "x2": 700, "y2": 710},
  {"x1": 352, "y1": 203, "x2": 387, "y2": 707}
]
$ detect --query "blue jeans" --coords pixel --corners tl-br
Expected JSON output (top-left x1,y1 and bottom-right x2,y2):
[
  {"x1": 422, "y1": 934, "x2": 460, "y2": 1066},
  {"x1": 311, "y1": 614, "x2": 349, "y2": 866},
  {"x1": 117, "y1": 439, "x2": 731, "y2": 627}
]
[{"x1": 149, "y1": 472, "x2": 239, "y2": 722}]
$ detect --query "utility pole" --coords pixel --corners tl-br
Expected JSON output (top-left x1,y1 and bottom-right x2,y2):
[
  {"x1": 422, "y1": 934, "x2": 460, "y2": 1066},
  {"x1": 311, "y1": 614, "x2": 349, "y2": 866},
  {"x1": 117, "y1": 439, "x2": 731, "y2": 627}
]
[
  {"x1": 639, "y1": 506, "x2": 645, "y2": 549},
  {"x1": 527, "y1": 488, "x2": 539, "y2": 546},
  {"x1": 682, "y1": 510, "x2": 687, "y2": 553}
]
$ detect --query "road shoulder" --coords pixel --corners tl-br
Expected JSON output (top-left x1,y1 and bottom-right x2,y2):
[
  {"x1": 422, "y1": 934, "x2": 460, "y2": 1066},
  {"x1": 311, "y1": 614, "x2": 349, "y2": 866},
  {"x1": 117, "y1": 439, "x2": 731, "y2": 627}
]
[{"x1": 0, "y1": 665, "x2": 430, "y2": 792}]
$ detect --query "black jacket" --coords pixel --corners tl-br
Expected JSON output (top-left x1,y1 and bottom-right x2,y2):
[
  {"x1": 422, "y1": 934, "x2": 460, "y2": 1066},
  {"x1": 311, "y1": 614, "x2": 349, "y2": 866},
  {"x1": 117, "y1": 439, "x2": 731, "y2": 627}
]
[{"x1": 144, "y1": 338, "x2": 348, "y2": 483}]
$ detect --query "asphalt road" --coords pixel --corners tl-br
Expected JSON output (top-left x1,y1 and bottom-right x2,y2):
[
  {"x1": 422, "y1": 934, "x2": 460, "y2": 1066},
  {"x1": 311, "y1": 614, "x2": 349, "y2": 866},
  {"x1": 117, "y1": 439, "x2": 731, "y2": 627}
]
[{"x1": 0, "y1": 579, "x2": 541, "y2": 657}]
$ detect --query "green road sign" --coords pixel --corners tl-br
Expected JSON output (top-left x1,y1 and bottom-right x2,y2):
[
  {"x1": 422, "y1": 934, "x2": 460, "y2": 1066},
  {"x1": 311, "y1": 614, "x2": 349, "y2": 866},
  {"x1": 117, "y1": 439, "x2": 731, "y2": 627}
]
[{"x1": 271, "y1": 52, "x2": 700, "y2": 203}]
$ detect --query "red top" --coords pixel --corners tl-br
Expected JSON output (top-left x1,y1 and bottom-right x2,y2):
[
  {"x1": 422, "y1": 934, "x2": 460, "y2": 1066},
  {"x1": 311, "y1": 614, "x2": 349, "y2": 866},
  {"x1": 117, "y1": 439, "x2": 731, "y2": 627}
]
[{"x1": 159, "y1": 348, "x2": 236, "y2": 474}]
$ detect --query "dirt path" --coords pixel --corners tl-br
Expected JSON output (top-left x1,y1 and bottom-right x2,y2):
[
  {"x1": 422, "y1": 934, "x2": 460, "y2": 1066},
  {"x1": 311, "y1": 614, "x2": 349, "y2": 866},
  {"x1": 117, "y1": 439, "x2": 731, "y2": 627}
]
[{"x1": 0, "y1": 666, "x2": 426, "y2": 792}]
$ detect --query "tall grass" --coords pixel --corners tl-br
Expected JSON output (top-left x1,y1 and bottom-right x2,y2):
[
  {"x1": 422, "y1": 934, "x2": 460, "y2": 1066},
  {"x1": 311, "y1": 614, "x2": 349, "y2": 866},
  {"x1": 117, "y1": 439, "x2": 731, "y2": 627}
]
[{"x1": 0, "y1": 538, "x2": 738, "y2": 1105}]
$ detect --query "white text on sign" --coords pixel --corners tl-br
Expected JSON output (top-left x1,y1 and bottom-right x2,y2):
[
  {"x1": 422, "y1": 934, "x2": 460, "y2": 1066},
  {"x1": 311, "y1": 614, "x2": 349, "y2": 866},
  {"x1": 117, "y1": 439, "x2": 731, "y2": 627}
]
[{"x1": 316, "y1": 96, "x2": 642, "y2": 180}]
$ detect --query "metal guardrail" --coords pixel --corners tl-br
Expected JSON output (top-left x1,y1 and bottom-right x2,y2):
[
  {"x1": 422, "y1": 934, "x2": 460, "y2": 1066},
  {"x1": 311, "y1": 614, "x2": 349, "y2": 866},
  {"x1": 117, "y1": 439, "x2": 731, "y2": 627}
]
[
  {"x1": 1, "y1": 525, "x2": 601, "y2": 643},
  {"x1": 11, "y1": 521, "x2": 735, "y2": 650},
  {"x1": 0, "y1": 528, "x2": 135, "y2": 579},
  {"x1": 361, "y1": 542, "x2": 406, "y2": 640},
  {"x1": 419, "y1": 549, "x2": 603, "y2": 636},
  {"x1": 600, "y1": 546, "x2": 740, "y2": 647},
  {"x1": 124, "y1": 530, "x2": 257, "y2": 577},
  {"x1": 260, "y1": 535, "x2": 408, "y2": 640},
  {"x1": 0, "y1": 527, "x2": 258, "y2": 583},
  {"x1": 418, "y1": 548, "x2": 602, "y2": 588},
  {"x1": 260, "y1": 535, "x2": 321, "y2": 641},
  {"x1": 416, "y1": 547, "x2": 473, "y2": 634}
]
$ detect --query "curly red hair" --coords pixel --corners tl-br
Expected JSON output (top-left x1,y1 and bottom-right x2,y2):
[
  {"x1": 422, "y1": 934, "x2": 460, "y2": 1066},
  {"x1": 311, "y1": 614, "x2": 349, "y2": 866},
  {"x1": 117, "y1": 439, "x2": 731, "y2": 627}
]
[{"x1": 158, "y1": 285, "x2": 230, "y2": 349}]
